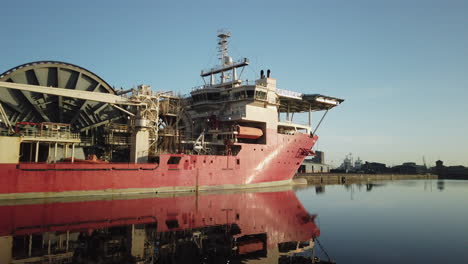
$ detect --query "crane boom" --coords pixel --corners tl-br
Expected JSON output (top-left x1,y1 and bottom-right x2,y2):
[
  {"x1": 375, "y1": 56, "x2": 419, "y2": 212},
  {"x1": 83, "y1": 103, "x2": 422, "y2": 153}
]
[{"x1": 0, "y1": 81, "x2": 141, "y2": 106}]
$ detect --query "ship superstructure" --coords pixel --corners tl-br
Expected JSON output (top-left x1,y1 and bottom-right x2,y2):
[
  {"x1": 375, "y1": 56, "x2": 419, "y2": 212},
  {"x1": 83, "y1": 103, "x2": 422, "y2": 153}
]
[
  {"x1": 0, "y1": 32, "x2": 343, "y2": 199},
  {"x1": 185, "y1": 31, "x2": 343, "y2": 156}
]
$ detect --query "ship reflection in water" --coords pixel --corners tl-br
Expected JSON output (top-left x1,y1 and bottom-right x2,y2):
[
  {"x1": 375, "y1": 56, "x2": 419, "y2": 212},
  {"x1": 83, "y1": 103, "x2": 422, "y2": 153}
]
[{"x1": 0, "y1": 189, "x2": 330, "y2": 264}]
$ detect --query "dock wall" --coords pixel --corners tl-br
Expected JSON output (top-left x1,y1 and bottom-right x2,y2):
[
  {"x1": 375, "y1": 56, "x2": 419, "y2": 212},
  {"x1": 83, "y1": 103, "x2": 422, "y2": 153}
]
[{"x1": 296, "y1": 173, "x2": 438, "y2": 185}]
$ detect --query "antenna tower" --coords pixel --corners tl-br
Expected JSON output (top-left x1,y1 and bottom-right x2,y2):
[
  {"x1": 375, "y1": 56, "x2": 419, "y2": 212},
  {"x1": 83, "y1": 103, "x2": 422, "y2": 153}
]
[{"x1": 217, "y1": 30, "x2": 231, "y2": 66}]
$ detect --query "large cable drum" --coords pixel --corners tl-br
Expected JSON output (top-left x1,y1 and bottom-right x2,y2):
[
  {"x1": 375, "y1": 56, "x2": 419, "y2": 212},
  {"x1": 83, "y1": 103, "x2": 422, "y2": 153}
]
[{"x1": 0, "y1": 61, "x2": 125, "y2": 131}]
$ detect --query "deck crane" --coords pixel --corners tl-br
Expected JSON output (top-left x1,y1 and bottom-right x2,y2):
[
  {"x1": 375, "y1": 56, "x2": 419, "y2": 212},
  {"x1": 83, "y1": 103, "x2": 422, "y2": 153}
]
[{"x1": 0, "y1": 81, "x2": 176, "y2": 162}]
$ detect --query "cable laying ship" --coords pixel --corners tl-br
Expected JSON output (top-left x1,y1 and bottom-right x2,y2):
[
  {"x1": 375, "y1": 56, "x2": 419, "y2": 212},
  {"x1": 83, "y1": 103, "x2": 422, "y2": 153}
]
[{"x1": 0, "y1": 31, "x2": 343, "y2": 199}]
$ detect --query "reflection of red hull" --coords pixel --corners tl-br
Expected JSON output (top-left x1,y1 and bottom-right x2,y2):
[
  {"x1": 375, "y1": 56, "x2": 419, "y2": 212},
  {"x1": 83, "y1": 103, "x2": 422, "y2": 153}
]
[
  {"x1": 0, "y1": 131, "x2": 317, "y2": 199},
  {"x1": 0, "y1": 190, "x2": 319, "y2": 248}
]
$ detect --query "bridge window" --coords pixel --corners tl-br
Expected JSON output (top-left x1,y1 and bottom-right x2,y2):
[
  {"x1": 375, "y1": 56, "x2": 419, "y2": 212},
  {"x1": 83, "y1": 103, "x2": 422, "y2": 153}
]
[{"x1": 255, "y1": 90, "x2": 267, "y2": 100}]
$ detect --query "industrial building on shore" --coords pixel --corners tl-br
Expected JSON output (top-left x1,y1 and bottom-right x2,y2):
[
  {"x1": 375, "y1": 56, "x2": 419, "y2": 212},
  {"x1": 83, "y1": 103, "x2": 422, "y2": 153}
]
[{"x1": 297, "y1": 151, "x2": 330, "y2": 173}]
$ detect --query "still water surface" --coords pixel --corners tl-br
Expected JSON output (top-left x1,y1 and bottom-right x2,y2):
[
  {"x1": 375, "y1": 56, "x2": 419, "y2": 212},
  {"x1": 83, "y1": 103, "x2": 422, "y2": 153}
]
[
  {"x1": 296, "y1": 179, "x2": 468, "y2": 263},
  {"x1": 0, "y1": 179, "x2": 466, "y2": 263}
]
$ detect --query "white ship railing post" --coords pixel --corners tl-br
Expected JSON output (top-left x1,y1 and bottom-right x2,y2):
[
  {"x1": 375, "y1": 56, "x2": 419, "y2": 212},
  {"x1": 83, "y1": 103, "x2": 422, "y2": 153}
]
[
  {"x1": 71, "y1": 144, "x2": 75, "y2": 163},
  {"x1": 35, "y1": 142, "x2": 39, "y2": 163},
  {"x1": 54, "y1": 142, "x2": 58, "y2": 163}
]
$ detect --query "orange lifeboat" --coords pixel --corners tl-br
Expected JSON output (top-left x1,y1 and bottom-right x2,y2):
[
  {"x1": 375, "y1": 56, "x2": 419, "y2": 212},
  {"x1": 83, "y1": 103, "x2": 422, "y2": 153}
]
[{"x1": 237, "y1": 126, "x2": 263, "y2": 139}]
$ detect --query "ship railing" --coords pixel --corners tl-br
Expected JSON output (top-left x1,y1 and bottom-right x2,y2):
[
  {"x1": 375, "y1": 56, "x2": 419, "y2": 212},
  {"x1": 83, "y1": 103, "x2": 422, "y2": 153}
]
[
  {"x1": 200, "y1": 58, "x2": 250, "y2": 76},
  {"x1": 0, "y1": 129, "x2": 12, "y2": 136},
  {"x1": 157, "y1": 90, "x2": 176, "y2": 97},
  {"x1": 104, "y1": 135, "x2": 129, "y2": 145},
  {"x1": 279, "y1": 120, "x2": 311, "y2": 126},
  {"x1": 192, "y1": 79, "x2": 257, "y2": 92},
  {"x1": 190, "y1": 91, "x2": 267, "y2": 106},
  {"x1": 191, "y1": 84, "x2": 227, "y2": 92},
  {"x1": 276, "y1": 88, "x2": 303, "y2": 99},
  {"x1": 107, "y1": 123, "x2": 129, "y2": 132},
  {"x1": 18, "y1": 129, "x2": 81, "y2": 140},
  {"x1": 192, "y1": 85, "x2": 207, "y2": 92},
  {"x1": 79, "y1": 137, "x2": 94, "y2": 146}
]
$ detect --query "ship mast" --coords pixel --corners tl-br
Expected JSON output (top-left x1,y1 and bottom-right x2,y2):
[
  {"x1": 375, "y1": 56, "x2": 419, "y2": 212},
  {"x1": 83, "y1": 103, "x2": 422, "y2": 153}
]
[
  {"x1": 218, "y1": 30, "x2": 231, "y2": 83},
  {"x1": 218, "y1": 31, "x2": 230, "y2": 66},
  {"x1": 201, "y1": 30, "x2": 249, "y2": 86}
]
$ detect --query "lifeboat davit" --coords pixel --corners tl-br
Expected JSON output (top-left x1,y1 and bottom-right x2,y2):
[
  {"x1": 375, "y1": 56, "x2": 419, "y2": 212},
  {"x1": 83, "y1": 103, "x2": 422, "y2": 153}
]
[{"x1": 236, "y1": 126, "x2": 263, "y2": 139}]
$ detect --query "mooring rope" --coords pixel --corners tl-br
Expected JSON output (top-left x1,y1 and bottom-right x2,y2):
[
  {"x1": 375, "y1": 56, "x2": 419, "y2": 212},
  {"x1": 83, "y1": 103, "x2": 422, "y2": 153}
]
[{"x1": 315, "y1": 237, "x2": 333, "y2": 263}]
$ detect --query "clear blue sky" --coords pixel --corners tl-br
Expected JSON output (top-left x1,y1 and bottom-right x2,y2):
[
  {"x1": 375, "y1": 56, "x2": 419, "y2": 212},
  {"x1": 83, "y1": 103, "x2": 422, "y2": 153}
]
[{"x1": 1, "y1": 0, "x2": 467, "y2": 167}]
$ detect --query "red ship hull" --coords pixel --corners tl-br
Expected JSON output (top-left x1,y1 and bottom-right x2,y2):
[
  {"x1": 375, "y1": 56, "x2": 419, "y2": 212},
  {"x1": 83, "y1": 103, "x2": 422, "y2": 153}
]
[
  {"x1": 0, "y1": 189, "x2": 319, "y2": 262},
  {"x1": 0, "y1": 190, "x2": 319, "y2": 244},
  {"x1": 0, "y1": 131, "x2": 317, "y2": 199}
]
